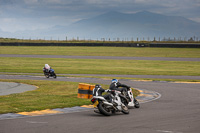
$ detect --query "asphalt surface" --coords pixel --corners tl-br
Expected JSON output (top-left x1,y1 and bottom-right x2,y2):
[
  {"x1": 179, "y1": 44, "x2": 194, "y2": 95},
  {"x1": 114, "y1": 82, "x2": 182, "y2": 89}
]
[
  {"x1": 0, "y1": 75, "x2": 200, "y2": 133},
  {"x1": 1, "y1": 54, "x2": 200, "y2": 61},
  {"x1": 1, "y1": 73, "x2": 200, "y2": 81},
  {"x1": 0, "y1": 82, "x2": 37, "y2": 96}
]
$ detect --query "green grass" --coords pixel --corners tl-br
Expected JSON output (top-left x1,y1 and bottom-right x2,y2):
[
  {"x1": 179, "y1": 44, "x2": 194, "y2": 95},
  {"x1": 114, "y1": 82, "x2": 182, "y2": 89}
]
[
  {"x1": 0, "y1": 46, "x2": 200, "y2": 58},
  {"x1": 0, "y1": 80, "x2": 84, "y2": 114},
  {"x1": 0, "y1": 79, "x2": 139, "y2": 114},
  {"x1": 0, "y1": 57, "x2": 200, "y2": 76}
]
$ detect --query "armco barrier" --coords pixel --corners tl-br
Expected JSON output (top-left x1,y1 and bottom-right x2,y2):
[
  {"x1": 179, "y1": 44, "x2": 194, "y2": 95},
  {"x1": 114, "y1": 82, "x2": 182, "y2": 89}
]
[
  {"x1": 1, "y1": 42, "x2": 199, "y2": 48},
  {"x1": 77, "y1": 83, "x2": 95, "y2": 99}
]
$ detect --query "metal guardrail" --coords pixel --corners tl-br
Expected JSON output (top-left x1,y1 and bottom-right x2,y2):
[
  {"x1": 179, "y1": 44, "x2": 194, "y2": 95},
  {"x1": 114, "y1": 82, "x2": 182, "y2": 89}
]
[{"x1": 0, "y1": 42, "x2": 200, "y2": 47}]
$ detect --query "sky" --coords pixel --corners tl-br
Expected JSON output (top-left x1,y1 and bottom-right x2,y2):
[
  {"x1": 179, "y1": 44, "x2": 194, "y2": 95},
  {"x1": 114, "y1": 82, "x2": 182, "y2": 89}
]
[{"x1": 0, "y1": 0, "x2": 200, "y2": 33}]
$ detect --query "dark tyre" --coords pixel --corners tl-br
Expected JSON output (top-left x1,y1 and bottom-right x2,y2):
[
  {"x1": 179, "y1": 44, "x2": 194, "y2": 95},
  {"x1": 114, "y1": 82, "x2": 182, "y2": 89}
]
[
  {"x1": 121, "y1": 104, "x2": 129, "y2": 114},
  {"x1": 112, "y1": 110, "x2": 116, "y2": 114},
  {"x1": 121, "y1": 97, "x2": 128, "y2": 106},
  {"x1": 134, "y1": 100, "x2": 140, "y2": 108},
  {"x1": 45, "y1": 74, "x2": 49, "y2": 78},
  {"x1": 53, "y1": 73, "x2": 57, "y2": 78},
  {"x1": 98, "y1": 102, "x2": 112, "y2": 116},
  {"x1": 121, "y1": 97, "x2": 129, "y2": 114}
]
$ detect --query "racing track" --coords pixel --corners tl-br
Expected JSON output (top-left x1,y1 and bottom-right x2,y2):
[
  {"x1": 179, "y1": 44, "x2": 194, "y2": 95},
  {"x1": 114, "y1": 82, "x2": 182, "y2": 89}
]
[
  {"x1": 0, "y1": 55, "x2": 200, "y2": 133},
  {"x1": 1, "y1": 54, "x2": 200, "y2": 61}
]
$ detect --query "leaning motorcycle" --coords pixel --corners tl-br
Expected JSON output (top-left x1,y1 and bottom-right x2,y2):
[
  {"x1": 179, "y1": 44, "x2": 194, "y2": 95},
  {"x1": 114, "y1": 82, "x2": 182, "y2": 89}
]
[
  {"x1": 91, "y1": 90, "x2": 129, "y2": 116},
  {"x1": 43, "y1": 69, "x2": 57, "y2": 78},
  {"x1": 124, "y1": 87, "x2": 140, "y2": 108}
]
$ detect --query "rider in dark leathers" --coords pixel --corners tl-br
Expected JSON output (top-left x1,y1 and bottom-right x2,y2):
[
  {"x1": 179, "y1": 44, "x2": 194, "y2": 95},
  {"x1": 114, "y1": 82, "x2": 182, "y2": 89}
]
[
  {"x1": 109, "y1": 79, "x2": 138, "y2": 104},
  {"x1": 93, "y1": 84, "x2": 112, "y2": 103},
  {"x1": 93, "y1": 84, "x2": 106, "y2": 97},
  {"x1": 109, "y1": 79, "x2": 130, "y2": 92}
]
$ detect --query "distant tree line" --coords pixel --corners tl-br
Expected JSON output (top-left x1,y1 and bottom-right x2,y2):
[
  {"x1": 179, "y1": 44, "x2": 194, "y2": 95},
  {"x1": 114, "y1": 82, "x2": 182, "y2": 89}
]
[
  {"x1": 66, "y1": 36, "x2": 200, "y2": 42},
  {"x1": 0, "y1": 36, "x2": 200, "y2": 43}
]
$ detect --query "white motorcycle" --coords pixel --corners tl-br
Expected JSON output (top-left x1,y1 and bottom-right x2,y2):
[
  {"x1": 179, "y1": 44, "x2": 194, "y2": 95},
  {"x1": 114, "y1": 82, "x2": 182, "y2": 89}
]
[
  {"x1": 125, "y1": 87, "x2": 140, "y2": 108},
  {"x1": 91, "y1": 90, "x2": 129, "y2": 116}
]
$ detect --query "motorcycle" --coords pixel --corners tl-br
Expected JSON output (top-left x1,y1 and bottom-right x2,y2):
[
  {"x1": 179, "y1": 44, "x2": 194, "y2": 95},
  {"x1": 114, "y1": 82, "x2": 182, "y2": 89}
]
[
  {"x1": 125, "y1": 87, "x2": 140, "y2": 108},
  {"x1": 91, "y1": 90, "x2": 129, "y2": 116},
  {"x1": 43, "y1": 69, "x2": 57, "y2": 78}
]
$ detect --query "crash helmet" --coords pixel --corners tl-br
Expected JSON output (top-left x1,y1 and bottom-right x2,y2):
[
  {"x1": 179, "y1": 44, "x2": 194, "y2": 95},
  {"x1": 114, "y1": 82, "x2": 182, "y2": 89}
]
[
  {"x1": 111, "y1": 79, "x2": 118, "y2": 83},
  {"x1": 95, "y1": 84, "x2": 101, "y2": 88},
  {"x1": 45, "y1": 64, "x2": 50, "y2": 69}
]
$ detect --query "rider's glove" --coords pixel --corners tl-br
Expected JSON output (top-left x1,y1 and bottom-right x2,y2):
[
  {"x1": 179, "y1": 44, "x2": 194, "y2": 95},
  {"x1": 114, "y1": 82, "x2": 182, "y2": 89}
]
[{"x1": 105, "y1": 90, "x2": 111, "y2": 93}]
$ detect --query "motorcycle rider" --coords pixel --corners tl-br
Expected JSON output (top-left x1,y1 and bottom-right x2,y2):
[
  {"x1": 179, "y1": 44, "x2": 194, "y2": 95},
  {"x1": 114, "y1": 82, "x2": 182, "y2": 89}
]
[
  {"x1": 109, "y1": 79, "x2": 139, "y2": 104},
  {"x1": 109, "y1": 79, "x2": 130, "y2": 92},
  {"x1": 43, "y1": 64, "x2": 51, "y2": 73},
  {"x1": 93, "y1": 84, "x2": 112, "y2": 103}
]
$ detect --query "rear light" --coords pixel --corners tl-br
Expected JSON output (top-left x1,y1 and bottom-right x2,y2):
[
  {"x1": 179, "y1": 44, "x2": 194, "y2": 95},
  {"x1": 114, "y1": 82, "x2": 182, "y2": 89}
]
[{"x1": 91, "y1": 98, "x2": 96, "y2": 103}]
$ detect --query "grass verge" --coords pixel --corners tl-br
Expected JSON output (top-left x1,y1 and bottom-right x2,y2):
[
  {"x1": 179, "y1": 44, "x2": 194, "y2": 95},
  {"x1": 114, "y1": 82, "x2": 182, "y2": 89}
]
[
  {"x1": 0, "y1": 57, "x2": 200, "y2": 76},
  {"x1": 0, "y1": 46, "x2": 200, "y2": 58}
]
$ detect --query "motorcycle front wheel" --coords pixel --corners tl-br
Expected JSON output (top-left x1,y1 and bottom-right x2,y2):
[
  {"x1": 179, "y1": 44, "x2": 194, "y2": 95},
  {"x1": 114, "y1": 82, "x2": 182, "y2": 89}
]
[
  {"x1": 121, "y1": 104, "x2": 129, "y2": 114},
  {"x1": 53, "y1": 73, "x2": 57, "y2": 78},
  {"x1": 45, "y1": 74, "x2": 49, "y2": 78},
  {"x1": 98, "y1": 102, "x2": 112, "y2": 116}
]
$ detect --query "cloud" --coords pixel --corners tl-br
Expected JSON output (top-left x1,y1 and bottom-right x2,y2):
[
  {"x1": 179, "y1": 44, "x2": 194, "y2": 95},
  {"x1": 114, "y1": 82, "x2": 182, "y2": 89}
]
[
  {"x1": 24, "y1": 0, "x2": 38, "y2": 4},
  {"x1": 0, "y1": 0, "x2": 199, "y2": 33}
]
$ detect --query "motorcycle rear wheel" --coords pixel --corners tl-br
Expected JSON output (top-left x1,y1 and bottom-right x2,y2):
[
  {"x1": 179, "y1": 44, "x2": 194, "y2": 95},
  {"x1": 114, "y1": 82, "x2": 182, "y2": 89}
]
[
  {"x1": 134, "y1": 100, "x2": 140, "y2": 108},
  {"x1": 53, "y1": 74, "x2": 57, "y2": 78},
  {"x1": 98, "y1": 102, "x2": 112, "y2": 116}
]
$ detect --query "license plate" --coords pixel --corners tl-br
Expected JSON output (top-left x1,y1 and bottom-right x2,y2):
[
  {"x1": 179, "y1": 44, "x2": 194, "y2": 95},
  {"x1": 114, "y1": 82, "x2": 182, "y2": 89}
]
[{"x1": 93, "y1": 100, "x2": 99, "y2": 107}]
